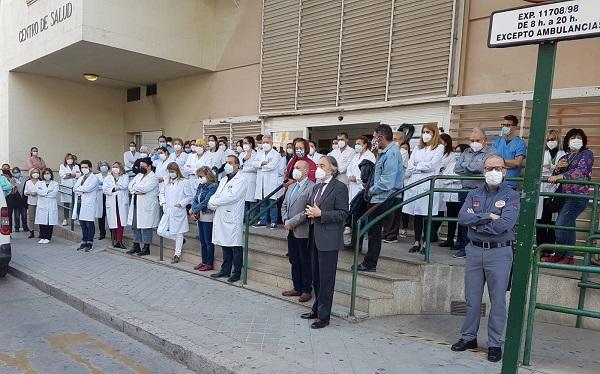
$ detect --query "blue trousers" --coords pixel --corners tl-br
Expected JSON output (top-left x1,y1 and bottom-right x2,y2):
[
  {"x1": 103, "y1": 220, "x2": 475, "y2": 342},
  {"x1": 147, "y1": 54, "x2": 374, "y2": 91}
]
[
  {"x1": 197, "y1": 221, "x2": 214, "y2": 266},
  {"x1": 555, "y1": 198, "x2": 588, "y2": 258},
  {"x1": 80, "y1": 220, "x2": 95, "y2": 244},
  {"x1": 133, "y1": 228, "x2": 153, "y2": 244},
  {"x1": 260, "y1": 199, "x2": 278, "y2": 224}
]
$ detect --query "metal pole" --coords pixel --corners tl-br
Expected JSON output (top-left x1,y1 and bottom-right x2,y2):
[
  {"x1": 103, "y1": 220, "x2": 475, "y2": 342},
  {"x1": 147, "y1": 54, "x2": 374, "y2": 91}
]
[
  {"x1": 424, "y1": 179, "x2": 435, "y2": 263},
  {"x1": 522, "y1": 249, "x2": 541, "y2": 366},
  {"x1": 70, "y1": 188, "x2": 75, "y2": 231},
  {"x1": 576, "y1": 187, "x2": 599, "y2": 328},
  {"x1": 243, "y1": 210, "x2": 250, "y2": 285},
  {"x1": 350, "y1": 219, "x2": 362, "y2": 317},
  {"x1": 159, "y1": 206, "x2": 164, "y2": 261},
  {"x1": 501, "y1": 42, "x2": 557, "y2": 374}
]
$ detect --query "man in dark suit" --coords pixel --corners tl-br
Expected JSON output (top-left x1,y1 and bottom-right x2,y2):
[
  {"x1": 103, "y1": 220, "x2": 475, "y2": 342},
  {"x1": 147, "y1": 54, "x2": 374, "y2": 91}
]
[
  {"x1": 282, "y1": 160, "x2": 315, "y2": 303},
  {"x1": 302, "y1": 156, "x2": 349, "y2": 329}
]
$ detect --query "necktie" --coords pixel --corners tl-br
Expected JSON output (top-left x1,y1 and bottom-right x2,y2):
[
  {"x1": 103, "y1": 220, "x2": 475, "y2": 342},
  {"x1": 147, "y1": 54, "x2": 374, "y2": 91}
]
[
  {"x1": 289, "y1": 183, "x2": 301, "y2": 205},
  {"x1": 314, "y1": 183, "x2": 325, "y2": 205}
]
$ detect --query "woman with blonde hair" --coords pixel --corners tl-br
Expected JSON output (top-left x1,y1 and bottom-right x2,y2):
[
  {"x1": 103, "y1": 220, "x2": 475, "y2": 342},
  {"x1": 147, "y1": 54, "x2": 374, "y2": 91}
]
[
  {"x1": 402, "y1": 124, "x2": 445, "y2": 254},
  {"x1": 158, "y1": 162, "x2": 194, "y2": 263},
  {"x1": 103, "y1": 162, "x2": 130, "y2": 249}
]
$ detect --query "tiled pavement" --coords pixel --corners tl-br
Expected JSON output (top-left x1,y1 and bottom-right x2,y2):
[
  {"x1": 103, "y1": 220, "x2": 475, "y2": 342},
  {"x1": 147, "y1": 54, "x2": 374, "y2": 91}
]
[{"x1": 6, "y1": 232, "x2": 599, "y2": 374}]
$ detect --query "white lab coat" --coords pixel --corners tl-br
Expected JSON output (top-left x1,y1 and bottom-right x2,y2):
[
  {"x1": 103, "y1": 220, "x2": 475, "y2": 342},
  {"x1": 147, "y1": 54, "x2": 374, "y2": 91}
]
[
  {"x1": 154, "y1": 158, "x2": 170, "y2": 183},
  {"x1": 537, "y1": 149, "x2": 567, "y2": 219},
  {"x1": 123, "y1": 151, "x2": 141, "y2": 172},
  {"x1": 127, "y1": 172, "x2": 160, "y2": 229},
  {"x1": 95, "y1": 173, "x2": 109, "y2": 218},
  {"x1": 158, "y1": 179, "x2": 194, "y2": 235},
  {"x1": 309, "y1": 152, "x2": 323, "y2": 164},
  {"x1": 346, "y1": 150, "x2": 377, "y2": 201},
  {"x1": 208, "y1": 172, "x2": 248, "y2": 247},
  {"x1": 183, "y1": 152, "x2": 202, "y2": 179},
  {"x1": 72, "y1": 174, "x2": 99, "y2": 222},
  {"x1": 329, "y1": 147, "x2": 355, "y2": 184},
  {"x1": 168, "y1": 151, "x2": 188, "y2": 169},
  {"x1": 254, "y1": 148, "x2": 283, "y2": 200},
  {"x1": 59, "y1": 164, "x2": 81, "y2": 203},
  {"x1": 24, "y1": 180, "x2": 39, "y2": 205},
  {"x1": 436, "y1": 154, "x2": 461, "y2": 211},
  {"x1": 206, "y1": 150, "x2": 223, "y2": 170},
  {"x1": 239, "y1": 150, "x2": 259, "y2": 202},
  {"x1": 34, "y1": 181, "x2": 59, "y2": 225},
  {"x1": 103, "y1": 174, "x2": 130, "y2": 229},
  {"x1": 402, "y1": 144, "x2": 445, "y2": 216}
]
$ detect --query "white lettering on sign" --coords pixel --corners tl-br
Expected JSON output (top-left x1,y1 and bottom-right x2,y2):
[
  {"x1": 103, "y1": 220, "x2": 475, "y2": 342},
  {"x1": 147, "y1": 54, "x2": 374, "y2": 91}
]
[
  {"x1": 488, "y1": 0, "x2": 600, "y2": 48},
  {"x1": 18, "y1": 2, "x2": 73, "y2": 43}
]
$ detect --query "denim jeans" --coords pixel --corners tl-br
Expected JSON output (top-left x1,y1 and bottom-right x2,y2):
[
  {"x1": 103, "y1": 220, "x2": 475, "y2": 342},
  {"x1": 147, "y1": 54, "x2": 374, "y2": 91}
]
[
  {"x1": 197, "y1": 221, "x2": 214, "y2": 266},
  {"x1": 260, "y1": 199, "x2": 278, "y2": 224},
  {"x1": 133, "y1": 228, "x2": 153, "y2": 244},
  {"x1": 555, "y1": 198, "x2": 588, "y2": 258},
  {"x1": 80, "y1": 220, "x2": 95, "y2": 244}
]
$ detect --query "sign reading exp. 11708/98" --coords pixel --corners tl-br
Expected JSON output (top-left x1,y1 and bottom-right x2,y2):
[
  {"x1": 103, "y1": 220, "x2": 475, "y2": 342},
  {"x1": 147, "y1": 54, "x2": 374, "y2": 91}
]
[{"x1": 488, "y1": 0, "x2": 600, "y2": 48}]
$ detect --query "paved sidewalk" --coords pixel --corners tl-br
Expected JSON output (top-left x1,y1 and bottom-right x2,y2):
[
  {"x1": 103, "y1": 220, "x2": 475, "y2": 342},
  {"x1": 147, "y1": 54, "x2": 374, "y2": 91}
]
[{"x1": 7, "y1": 233, "x2": 599, "y2": 374}]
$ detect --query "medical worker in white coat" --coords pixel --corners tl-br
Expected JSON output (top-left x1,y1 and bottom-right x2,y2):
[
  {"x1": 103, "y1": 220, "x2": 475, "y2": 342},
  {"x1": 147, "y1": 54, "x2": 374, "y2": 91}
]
[
  {"x1": 95, "y1": 161, "x2": 110, "y2": 241},
  {"x1": 127, "y1": 158, "x2": 160, "y2": 257},
  {"x1": 238, "y1": 136, "x2": 259, "y2": 212},
  {"x1": 183, "y1": 139, "x2": 209, "y2": 181},
  {"x1": 72, "y1": 160, "x2": 99, "y2": 252},
  {"x1": 153, "y1": 147, "x2": 171, "y2": 184},
  {"x1": 103, "y1": 162, "x2": 130, "y2": 250},
  {"x1": 402, "y1": 124, "x2": 445, "y2": 254},
  {"x1": 59, "y1": 153, "x2": 81, "y2": 226},
  {"x1": 158, "y1": 163, "x2": 194, "y2": 264},
  {"x1": 208, "y1": 155, "x2": 248, "y2": 283},
  {"x1": 167, "y1": 138, "x2": 188, "y2": 169},
  {"x1": 346, "y1": 135, "x2": 376, "y2": 202},
  {"x1": 35, "y1": 169, "x2": 59, "y2": 244},
  {"x1": 253, "y1": 135, "x2": 283, "y2": 228},
  {"x1": 123, "y1": 141, "x2": 141, "y2": 176}
]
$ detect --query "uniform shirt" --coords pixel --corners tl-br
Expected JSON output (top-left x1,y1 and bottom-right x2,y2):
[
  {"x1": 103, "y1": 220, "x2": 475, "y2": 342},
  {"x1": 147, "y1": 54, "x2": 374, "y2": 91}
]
[
  {"x1": 492, "y1": 136, "x2": 527, "y2": 189},
  {"x1": 328, "y1": 147, "x2": 355, "y2": 183},
  {"x1": 454, "y1": 145, "x2": 497, "y2": 189},
  {"x1": 458, "y1": 182, "x2": 520, "y2": 244}
]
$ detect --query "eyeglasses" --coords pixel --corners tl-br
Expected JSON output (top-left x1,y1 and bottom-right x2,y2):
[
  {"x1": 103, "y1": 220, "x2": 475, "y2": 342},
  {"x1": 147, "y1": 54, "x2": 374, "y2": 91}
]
[
  {"x1": 502, "y1": 123, "x2": 517, "y2": 127},
  {"x1": 484, "y1": 166, "x2": 506, "y2": 172}
]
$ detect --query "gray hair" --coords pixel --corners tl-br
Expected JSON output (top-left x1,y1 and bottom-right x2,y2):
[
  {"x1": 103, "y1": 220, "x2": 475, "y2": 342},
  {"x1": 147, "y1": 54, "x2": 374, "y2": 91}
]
[
  {"x1": 263, "y1": 135, "x2": 273, "y2": 141},
  {"x1": 140, "y1": 145, "x2": 149, "y2": 152},
  {"x1": 484, "y1": 154, "x2": 505, "y2": 165},
  {"x1": 471, "y1": 127, "x2": 487, "y2": 139},
  {"x1": 324, "y1": 155, "x2": 339, "y2": 178}
]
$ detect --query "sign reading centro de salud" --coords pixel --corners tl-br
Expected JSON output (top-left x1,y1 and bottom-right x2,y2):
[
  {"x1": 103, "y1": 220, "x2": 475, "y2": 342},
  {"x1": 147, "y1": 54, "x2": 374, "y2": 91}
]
[
  {"x1": 18, "y1": 2, "x2": 72, "y2": 43},
  {"x1": 488, "y1": 0, "x2": 600, "y2": 48}
]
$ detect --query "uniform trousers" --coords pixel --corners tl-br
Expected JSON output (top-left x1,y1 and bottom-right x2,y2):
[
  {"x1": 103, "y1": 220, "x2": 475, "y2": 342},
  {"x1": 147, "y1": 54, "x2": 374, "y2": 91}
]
[
  {"x1": 39, "y1": 225, "x2": 54, "y2": 240},
  {"x1": 461, "y1": 243, "x2": 513, "y2": 348},
  {"x1": 161, "y1": 232, "x2": 184, "y2": 256},
  {"x1": 310, "y1": 226, "x2": 339, "y2": 321},
  {"x1": 220, "y1": 246, "x2": 243, "y2": 276},
  {"x1": 287, "y1": 232, "x2": 312, "y2": 293},
  {"x1": 27, "y1": 204, "x2": 37, "y2": 233}
]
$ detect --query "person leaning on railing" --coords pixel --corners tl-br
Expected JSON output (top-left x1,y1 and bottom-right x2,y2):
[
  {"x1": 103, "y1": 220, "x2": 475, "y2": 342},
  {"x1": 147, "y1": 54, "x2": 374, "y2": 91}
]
[{"x1": 544, "y1": 128, "x2": 595, "y2": 265}]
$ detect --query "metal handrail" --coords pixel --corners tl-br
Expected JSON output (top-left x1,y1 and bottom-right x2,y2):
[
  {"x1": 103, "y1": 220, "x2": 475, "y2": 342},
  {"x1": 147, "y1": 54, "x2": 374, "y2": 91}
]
[
  {"x1": 57, "y1": 184, "x2": 75, "y2": 231},
  {"x1": 242, "y1": 182, "x2": 286, "y2": 285},
  {"x1": 523, "y1": 241, "x2": 600, "y2": 366}
]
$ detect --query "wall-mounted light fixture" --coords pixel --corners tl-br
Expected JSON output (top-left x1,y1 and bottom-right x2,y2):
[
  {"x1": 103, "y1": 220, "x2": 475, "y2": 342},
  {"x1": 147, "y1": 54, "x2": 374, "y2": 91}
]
[{"x1": 83, "y1": 73, "x2": 99, "y2": 82}]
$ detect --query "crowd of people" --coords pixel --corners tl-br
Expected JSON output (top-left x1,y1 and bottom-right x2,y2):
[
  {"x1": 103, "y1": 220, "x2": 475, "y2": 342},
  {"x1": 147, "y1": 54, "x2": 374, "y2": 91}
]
[{"x1": 0, "y1": 115, "x2": 596, "y2": 341}]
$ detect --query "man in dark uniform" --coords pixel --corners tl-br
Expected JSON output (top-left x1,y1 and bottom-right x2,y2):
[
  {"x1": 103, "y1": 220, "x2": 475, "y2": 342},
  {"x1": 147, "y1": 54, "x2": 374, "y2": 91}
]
[{"x1": 450, "y1": 155, "x2": 520, "y2": 363}]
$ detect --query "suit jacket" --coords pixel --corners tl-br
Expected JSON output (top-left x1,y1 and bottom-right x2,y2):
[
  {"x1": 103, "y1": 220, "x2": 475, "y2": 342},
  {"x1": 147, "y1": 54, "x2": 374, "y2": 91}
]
[
  {"x1": 282, "y1": 179, "x2": 315, "y2": 239},
  {"x1": 308, "y1": 177, "x2": 349, "y2": 251}
]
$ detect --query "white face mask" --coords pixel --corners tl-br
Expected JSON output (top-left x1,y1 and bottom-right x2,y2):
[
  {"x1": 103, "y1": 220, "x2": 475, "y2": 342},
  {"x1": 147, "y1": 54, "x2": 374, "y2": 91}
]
[
  {"x1": 140, "y1": 153, "x2": 148, "y2": 158},
  {"x1": 315, "y1": 167, "x2": 327, "y2": 180},
  {"x1": 191, "y1": 145, "x2": 197, "y2": 153},
  {"x1": 100, "y1": 165, "x2": 109, "y2": 173},
  {"x1": 309, "y1": 147, "x2": 316, "y2": 155},
  {"x1": 208, "y1": 141, "x2": 216, "y2": 149},
  {"x1": 174, "y1": 144, "x2": 182, "y2": 151},
  {"x1": 111, "y1": 167, "x2": 120, "y2": 174},
  {"x1": 262, "y1": 143, "x2": 272, "y2": 152},
  {"x1": 292, "y1": 169, "x2": 303, "y2": 180},
  {"x1": 129, "y1": 147, "x2": 136, "y2": 152},
  {"x1": 66, "y1": 159, "x2": 74, "y2": 165},
  {"x1": 485, "y1": 170, "x2": 504, "y2": 186},
  {"x1": 224, "y1": 163, "x2": 234, "y2": 175},
  {"x1": 219, "y1": 144, "x2": 227, "y2": 152},
  {"x1": 337, "y1": 140, "x2": 346, "y2": 149},
  {"x1": 400, "y1": 148, "x2": 409, "y2": 159},
  {"x1": 159, "y1": 153, "x2": 167, "y2": 161},
  {"x1": 31, "y1": 173, "x2": 40, "y2": 179},
  {"x1": 332, "y1": 144, "x2": 339, "y2": 150},
  {"x1": 32, "y1": 151, "x2": 39, "y2": 156},
  {"x1": 198, "y1": 176, "x2": 207, "y2": 185},
  {"x1": 546, "y1": 140, "x2": 558, "y2": 150},
  {"x1": 470, "y1": 142, "x2": 484, "y2": 152},
  {"x1": 81, "y1": 168, "x2": 90, "y2": 175},
  {"x1": 43, "y1": 174, "x2": 51, "y2": 181},
  {"x1": 243, "y1": 144, "x2": 250, "y2": 152},
  {"x1": 286, "y1": 148, "x2": 293, "y2": 155},
  {"x1": 569, "y1": 138, "x2": 583, "y2": 151},
  {"x1": 422, "y1": 133, "x2": 432, "y2": 143},
  {"x1": 236, "y1": 146, "x2": 243, "y2": 154},
  {"x1": 169, "y1": 172, "x2": 177, "y2": 180}
]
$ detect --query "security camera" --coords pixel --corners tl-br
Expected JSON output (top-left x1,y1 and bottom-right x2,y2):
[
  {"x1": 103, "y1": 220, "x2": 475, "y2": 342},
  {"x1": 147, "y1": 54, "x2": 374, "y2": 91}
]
[{"x1": 338, "y1": 116, "x2": 344, "y2": 122}]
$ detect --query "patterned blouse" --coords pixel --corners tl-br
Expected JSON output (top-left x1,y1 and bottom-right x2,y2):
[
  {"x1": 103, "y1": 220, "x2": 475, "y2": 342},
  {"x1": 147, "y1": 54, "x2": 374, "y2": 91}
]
[{"x1": 556, "y1": 149, "x2": 594, "y2": 195}]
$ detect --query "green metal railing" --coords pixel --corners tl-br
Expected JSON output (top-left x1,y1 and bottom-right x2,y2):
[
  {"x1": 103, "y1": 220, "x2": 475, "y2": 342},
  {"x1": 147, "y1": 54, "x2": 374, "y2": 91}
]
[
  {"x1": 242, "y1": 183, "x2": 286, "y2": 285},
  {"x1": 57, "y1": 185, "x2": 75, "y2": 231}
]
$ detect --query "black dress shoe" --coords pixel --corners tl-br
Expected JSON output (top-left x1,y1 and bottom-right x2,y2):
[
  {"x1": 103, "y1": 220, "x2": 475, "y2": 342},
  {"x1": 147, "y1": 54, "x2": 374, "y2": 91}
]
[
  {"x1": 408, "y1": 245, "x2": 421, "y2": 253},
  {"x1": 310, "y1": 320, "x2": 330, "y2": 329},
  {"x1": 98, "y1": 235, "x2": 105, "y2": 240},
  {"x1": 487, "y1": 347, "x2": 502, "y2": 362},
  {"x1": 355, "y1": 263, "x2": 376, "y2": 272},
  {"x1": 438, "y1": 240, "x2": 454, "y2": 248},
  {"x1": 77, "y1": 243, "x2": 86, "y2": 251},
  {"x1": 84, "y1": 244, "x2": 92, "y2": 252},
  {"x1": 28, "y1": 231, "x2": 35, "y2": 239},
  {"x1": 126, "y1": 246, "x2": 140, "y2": 255},
  {"x1": 210, "y1": 272, "x2": 229, "y2": 278},
  {"x1": 227, "y1": 274, "x2": 241, "y2": 283},
  {"x1": 451, "y1": 338, "x2": 478, "y2": 352},
  {"x1": 300, "y1": 311, "x2": 318, "y2": 320},
  {"x1": 137, "y1": 249, "x2": 150, "y2": 256}
]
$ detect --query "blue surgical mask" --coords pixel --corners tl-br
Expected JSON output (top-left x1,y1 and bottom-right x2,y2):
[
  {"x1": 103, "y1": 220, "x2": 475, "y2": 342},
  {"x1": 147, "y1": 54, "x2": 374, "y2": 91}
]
[
  {"x1": 354, "y1": 144, "x2": 363, "y2": 154},
  {"x1": 224, "y1": 163, "x2": 234, "y2": 175},
  {"x1": 13, "y1": 172, "x2": 21, "y2": 178},
  {"x1": 501, "y1": 126, "x2": 511, "y2": 136},
  {"x1": 159, "y1": 142, "x2": 167, "y2": 147},
  {"x1": 454, "y1": 152, "x2": 461, "y2": 161},
  {"x1": 100, "y1": 166, "x2": 109, "y2": 173}
]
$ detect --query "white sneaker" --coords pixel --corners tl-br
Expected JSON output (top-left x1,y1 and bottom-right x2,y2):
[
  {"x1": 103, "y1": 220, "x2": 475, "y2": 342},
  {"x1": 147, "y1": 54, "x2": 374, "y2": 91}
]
[
  {"x1": 398, "y1": 229, "x2": 408, "y2": 238},
  {"x1": 62, "y1": 220, "x2": 68, "y2": 226},
  {"x1": 42, "y1": 239, "x2": 50, "y2": 244},
  {"x1": 38, "y1": 239, "x2": 45, "y2": 244}
]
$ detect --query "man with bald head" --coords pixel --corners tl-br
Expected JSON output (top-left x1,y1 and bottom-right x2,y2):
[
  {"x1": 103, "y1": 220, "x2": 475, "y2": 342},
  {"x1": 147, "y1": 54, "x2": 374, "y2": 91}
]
[
  {"x1": 452, "y1": 128, "x2": 497, "y2": 257},
  {"x1": 281, "y1": 159, "x2": 315, "y2": 303},
  {"x1": 451, "y1": 155, "x2": 519, "y2": 363}
]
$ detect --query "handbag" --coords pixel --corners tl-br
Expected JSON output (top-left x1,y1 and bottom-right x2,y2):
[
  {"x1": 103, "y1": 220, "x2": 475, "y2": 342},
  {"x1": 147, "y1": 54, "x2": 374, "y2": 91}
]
[{"x1": 546, "y1": 184, "x2": 564, "y2": 213}]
